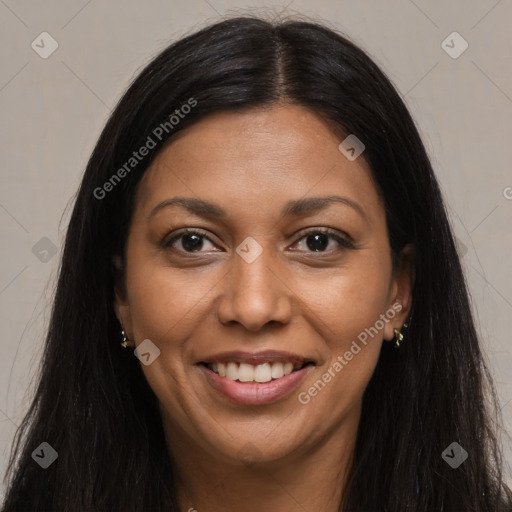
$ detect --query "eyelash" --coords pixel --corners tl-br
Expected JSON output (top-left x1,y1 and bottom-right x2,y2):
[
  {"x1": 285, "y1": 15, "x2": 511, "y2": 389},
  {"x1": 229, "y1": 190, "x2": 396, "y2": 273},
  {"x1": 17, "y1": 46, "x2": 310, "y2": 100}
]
[{"x1": 161, "y1": 227, "x2": 354, "y2": 255}]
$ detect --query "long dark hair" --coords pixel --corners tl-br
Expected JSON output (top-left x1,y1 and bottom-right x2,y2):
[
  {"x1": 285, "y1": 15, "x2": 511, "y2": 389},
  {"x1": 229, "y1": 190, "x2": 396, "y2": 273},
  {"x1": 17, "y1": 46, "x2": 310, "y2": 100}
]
[{"x1": 2, "y1": 14, "x2": 511, "y2": 512}]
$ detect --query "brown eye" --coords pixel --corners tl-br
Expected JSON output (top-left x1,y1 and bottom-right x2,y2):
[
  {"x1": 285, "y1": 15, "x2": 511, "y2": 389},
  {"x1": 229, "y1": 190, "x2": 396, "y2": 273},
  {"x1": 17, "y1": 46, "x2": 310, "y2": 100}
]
[
  {"x1": 161, "y1": 229, "x2": 218, "y2": 253},
  {"x1": 291, "y1": 228, "x2": 354, "y2": 253}
]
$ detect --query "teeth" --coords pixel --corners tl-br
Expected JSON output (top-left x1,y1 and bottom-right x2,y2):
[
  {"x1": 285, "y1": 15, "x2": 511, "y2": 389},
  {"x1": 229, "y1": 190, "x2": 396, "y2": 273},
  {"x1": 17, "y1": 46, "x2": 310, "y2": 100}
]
[
  {"x1": 208, "y1": 361, "x2": 306, "y2": 382},
  {"x1": 271, "y1": 362, "x2": 284, "y2": 379},
  {"x1": 283, "y1": 362, "x2": 293, "y2": 375},
  {"x1": 254, "y1": 363, "x2": 272, "y2": 383},
  {"x1": 239, "y1": 363, "x2": 254, "y2": 382},
  {"x1": 226, "y1": 362, "x2": 239, "y2": 380}
]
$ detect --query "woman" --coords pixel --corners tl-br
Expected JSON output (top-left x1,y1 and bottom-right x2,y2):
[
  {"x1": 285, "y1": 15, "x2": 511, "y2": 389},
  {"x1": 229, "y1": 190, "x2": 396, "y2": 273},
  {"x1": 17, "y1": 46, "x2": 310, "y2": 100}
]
[{"x1": 2, "y1": 14, "x2": 511, "y2": 512}]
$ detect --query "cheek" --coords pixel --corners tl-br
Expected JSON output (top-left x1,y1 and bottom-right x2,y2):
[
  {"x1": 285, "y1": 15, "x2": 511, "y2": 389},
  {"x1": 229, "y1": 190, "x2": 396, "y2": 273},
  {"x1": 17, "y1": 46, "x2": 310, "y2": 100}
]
[
  {"x1": 123, "y1": 262, "x2": 208, "y2": 420},
  {"x1": 125, "y1": 252, "x2": 214, "y2": 341},
  {"x1": 297, "y1": 272, "x2": 388, "y2": 418},
  {"x1": 303, "y1": 259, "x2": 391, "y2": 346}
]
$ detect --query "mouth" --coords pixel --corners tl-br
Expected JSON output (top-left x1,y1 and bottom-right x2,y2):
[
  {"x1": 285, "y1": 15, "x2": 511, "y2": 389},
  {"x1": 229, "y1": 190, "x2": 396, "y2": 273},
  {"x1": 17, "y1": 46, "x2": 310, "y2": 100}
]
[{"x1": 196, "y1": 351, "x2": 315, "y2": 405}]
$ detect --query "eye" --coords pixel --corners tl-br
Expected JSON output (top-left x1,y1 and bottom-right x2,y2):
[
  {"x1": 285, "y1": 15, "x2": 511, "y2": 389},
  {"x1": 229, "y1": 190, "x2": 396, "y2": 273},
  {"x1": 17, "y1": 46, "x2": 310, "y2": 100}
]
[
  {"x1": 161, "y1": 227, "x2": 354, "y2": 255},
  {"x1": 161, "y1": 228, "x2": 219, "y2": 254},
  {"x1": 290, "y1": 228, "x2": 354, "y2": 253}
]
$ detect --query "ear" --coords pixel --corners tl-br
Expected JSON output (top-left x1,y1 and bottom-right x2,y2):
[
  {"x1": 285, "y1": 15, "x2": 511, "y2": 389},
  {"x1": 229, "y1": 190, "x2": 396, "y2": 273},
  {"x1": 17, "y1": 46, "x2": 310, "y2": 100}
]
[
  {"x1": 112, "y1": 255, "x2": 132, "y2": 336},
  {"x1": 383, "y1": 243, "x2": 415, "y2": 341}
]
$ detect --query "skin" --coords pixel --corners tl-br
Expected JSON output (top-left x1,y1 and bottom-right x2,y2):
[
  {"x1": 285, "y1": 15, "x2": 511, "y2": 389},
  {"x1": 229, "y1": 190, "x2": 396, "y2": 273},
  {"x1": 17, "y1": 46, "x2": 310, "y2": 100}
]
[{"x1": 113, "y1": 104, "x2": 414, "y2": 512}]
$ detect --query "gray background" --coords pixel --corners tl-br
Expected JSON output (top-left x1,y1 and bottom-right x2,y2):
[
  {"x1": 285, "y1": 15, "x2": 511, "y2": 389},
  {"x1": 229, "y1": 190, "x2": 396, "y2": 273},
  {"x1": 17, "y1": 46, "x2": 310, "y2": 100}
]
[{"x1": 1, "y1": 0, "x2": 511, "y2": 496}]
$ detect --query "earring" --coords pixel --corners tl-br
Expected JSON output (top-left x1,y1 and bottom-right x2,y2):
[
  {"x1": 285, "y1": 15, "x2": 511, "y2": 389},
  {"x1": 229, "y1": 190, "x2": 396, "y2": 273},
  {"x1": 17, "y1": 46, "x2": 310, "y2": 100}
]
[
  {"x1": 393, "y1": 327, "x2": 404, "y2": 348},
  {"x1": 390, "y1": 302, "x2": 414, "y2": 349},
  {"x1": 392, "y1": 318, "x2": 410, "y2": 349},
  {"x1": 120, "y1": 326, "x2": 135, "y2": 350}
]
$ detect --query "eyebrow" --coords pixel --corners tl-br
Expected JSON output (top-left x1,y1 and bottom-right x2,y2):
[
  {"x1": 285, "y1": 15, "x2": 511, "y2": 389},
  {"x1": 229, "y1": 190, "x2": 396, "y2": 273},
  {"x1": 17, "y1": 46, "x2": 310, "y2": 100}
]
[{"x1": 148, "y1": 195, "x2": 368, "y2": 222}]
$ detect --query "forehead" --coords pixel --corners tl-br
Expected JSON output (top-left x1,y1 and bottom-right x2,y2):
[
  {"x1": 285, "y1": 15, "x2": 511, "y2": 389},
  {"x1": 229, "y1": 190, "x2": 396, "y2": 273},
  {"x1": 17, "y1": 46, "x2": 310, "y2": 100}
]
[{"x1": 135, "y1": 104, "x2": 383, "y2": 222}]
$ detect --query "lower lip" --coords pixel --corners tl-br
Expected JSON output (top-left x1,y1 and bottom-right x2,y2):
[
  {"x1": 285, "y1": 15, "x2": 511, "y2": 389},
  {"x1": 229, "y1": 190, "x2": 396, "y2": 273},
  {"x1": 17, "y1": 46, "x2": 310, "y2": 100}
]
[{"x1": 198, "y1": 364, "x2": 313, "y2": 405}]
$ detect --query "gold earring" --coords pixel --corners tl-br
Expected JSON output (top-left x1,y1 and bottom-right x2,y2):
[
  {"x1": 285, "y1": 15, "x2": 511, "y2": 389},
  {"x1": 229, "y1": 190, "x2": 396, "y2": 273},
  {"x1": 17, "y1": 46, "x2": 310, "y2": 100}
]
[
  {"x1": 120, "y1": 326, "x2": 135, "y2": 349},
  {"x1": 393, "y1": 327, "x2": 404, "y2": 349},
  {"x1": 391, "y1": 305, "x2": 413, "y2": 350}
]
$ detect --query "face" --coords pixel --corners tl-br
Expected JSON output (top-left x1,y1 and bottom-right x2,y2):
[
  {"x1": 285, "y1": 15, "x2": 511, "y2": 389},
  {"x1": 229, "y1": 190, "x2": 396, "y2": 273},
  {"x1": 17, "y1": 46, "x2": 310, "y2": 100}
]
[{"x1": 113, "y1": 104, "x2": 414, "y2": 467}]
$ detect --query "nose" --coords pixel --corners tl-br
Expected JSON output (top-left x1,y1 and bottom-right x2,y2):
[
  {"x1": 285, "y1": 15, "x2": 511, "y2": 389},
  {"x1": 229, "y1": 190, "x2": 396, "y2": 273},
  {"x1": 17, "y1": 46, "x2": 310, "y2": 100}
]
[{"x1": 216, "y1": 244, "x2": 293, "y2": 332}]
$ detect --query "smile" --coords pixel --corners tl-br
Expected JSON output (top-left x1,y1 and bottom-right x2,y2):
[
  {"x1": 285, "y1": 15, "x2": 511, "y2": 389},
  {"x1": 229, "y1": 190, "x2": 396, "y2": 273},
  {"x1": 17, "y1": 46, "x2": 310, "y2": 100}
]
[
  {"x1": 198, "y1": 351, "x2": 315, "y2": 405},
  {"x1": 205, "y1": 361, "x2": 310, "y2": 383}
]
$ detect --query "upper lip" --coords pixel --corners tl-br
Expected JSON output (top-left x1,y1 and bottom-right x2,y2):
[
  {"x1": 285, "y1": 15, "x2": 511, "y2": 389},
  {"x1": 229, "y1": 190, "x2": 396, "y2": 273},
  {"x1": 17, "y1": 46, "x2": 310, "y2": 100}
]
[{"x1": 198, "y1": 350, "x2": 315, "y2": 367}]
